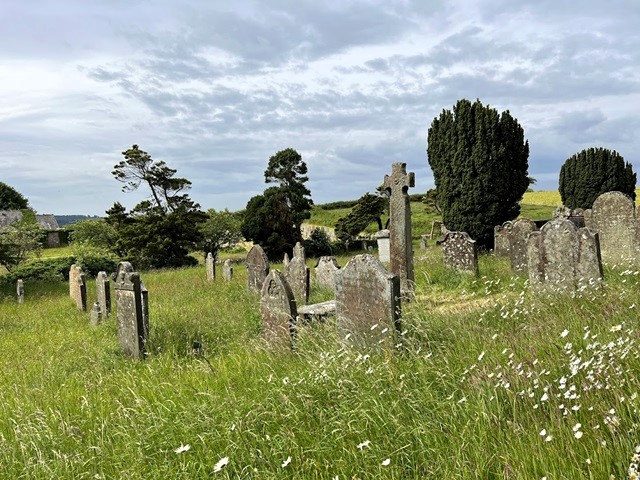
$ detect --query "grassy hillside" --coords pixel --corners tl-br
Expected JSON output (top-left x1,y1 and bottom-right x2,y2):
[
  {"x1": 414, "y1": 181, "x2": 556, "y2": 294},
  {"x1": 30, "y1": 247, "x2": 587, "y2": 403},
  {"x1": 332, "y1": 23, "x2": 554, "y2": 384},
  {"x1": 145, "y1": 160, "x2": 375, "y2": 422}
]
[{"x1": 1, "y1": 251, "x2": 639, "y2": 478}]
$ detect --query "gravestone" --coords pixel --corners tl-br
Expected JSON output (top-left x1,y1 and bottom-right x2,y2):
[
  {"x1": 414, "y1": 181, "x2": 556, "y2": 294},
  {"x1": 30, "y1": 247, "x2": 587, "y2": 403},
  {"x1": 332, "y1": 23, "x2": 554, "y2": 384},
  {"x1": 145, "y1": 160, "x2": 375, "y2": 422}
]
[
  {"x1": 283, "y1": 253, "x2": 290, "y2": 268},
  {"x1": 441, "y1": 232, "x2": 478, "y2": 274},
  {"x1": 260, "y1": 270, "x2": 297, "y2": 348},
  {"x1": 140, "y1": 280, "x2": 149, "y2": 341},
  {"x1": 335, "y1": 254, "x2": 401, "y2": 346},
  {"x1": 494, "y1": 221, "x2": 512, "y2": 257},
  {"x1": 293, "y1": 242, "x2": 305, "y2": 261},
  {"x1": 509, "y1": 219, "x2": 538, "y2": 273},
  {"x1": 285, "y1": 255, "x2": 310, "y2": 305},
  {"x1": 584, "y1": 191, "x2": 638, "y2": 263},
  {"x1": 380, "y1": 163, "x2": 415, "y2": 295},
  {"x1": 527, "y1": 218, "x2": 603, "y2": 293},
  {"x1": 69, "y1": 264, "x2": 81, "y2": 299},
  {"x1": 69, "y1": 265, "x2": 88, "y2": 311},
  {"x1": 114, "y1": 270, "x2": 147, "y2": 359},
  {"x1": 16, "y1": 279, "x2": 24, "y2": 304},
  {"x1": 96, "y1": 271, "x2": 111, "y2": 317},
  {"x1": 376, "y1": 230, "x2": 390, "y2": 263},
  {"x1": 420, "y1": 235, "x2": 428, "y2": 249},
  {"x1": 223, "y1": 259, "x2": 233, "y2": 281},
  {"x1": 315, "y1": 256, "x2": 340, "y2": 292},
  {"x1": 246, "y1": 245, "x2": 270, "y2": 294},
  {"x1": 115, "y1": 261, "x2": 134, "y2": 278},
  {"x1": 206, "y1": 252, "x2": 216, "y2": 282},
  {"x1": 90, "y1": 302, "x2": 102, "y2": 326}
]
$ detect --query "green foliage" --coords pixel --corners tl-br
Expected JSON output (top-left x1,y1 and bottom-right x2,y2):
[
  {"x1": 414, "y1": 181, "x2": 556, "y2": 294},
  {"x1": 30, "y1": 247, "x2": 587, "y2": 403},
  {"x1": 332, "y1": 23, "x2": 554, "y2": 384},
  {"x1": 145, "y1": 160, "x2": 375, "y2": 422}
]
[
  {"x1": 334, "y1": 192, "x2": 388, "y2": 243},
  {"x1": 0, "y1": 181, "x2": 29, "y2": 210},
  {"x1": 427, "y1": 98, "x2": 530, "y2": 248},
  {"x1": 197, "y1": 209, "x2": 242, "y2": 260},
  {"x1": 69, "y1": 219, "x2": 118, "y2": 250},
  {"x1": 71, "y1": 243, "x2": 119, "y2": 277},
  {"x1": 0, "y1": 213, "x2": 42, "y2": 271},
  {"x1": 302, "y1": 227, "x2": 333, "y2": 258},
  {"x1": 559, "y1": 147, "x2": 636, "y2": 209},
  {"x1": 0, "y1": 255, "x2": 75, "y2": 285}
]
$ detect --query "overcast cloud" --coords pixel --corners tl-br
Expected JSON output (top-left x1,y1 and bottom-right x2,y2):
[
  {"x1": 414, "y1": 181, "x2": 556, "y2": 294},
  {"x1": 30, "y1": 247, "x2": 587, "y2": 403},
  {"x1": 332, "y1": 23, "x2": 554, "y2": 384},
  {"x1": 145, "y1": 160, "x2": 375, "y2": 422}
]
[{"x1": 1, "y1": 0, "x2": 639, "y2": 215}]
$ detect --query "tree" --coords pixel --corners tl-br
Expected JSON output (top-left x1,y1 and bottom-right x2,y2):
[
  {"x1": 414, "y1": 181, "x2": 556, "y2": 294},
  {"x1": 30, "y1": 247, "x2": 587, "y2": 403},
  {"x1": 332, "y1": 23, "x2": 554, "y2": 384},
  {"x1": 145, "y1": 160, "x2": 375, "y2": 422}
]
[
  {"x1": 559, "y1": 147, "x2": 636, "y2": 209},
  {"x1": 241, "y1": 148, "x2": 313, "y2": 259},
  {"x1": 197, "y1": 209, "x2": 242, "y2": 261},
  {"x1": 69, "y1": 219, "x2": 119, "y2": 250},
  {"x1": 0, "y1": 181, "x2": 29, "y2": 210},
  {"x1": 0, "y1": 211, "x2": 41, "y2": 271},
  {"x1": 108, "y1": 146, "x2": 206, "y2": 269},
  {"x1": 335, "y1": 192, "x2": 388, "y2": 243},
  {"x1": 427, "y1": 99, "x2": 530, "y2": 248}
]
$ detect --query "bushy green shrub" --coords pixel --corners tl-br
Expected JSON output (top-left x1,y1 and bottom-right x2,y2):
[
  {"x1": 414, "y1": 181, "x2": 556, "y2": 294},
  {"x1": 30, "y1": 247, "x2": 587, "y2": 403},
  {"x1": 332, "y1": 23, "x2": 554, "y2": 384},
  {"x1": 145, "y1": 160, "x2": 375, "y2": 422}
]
[
  {"x1": 303, "y1": 228, "x2": 333, "y2": 258},
  {"x1": 71, "y1": 243, "x2": 119, "y2": 277},
  {"x1": 0, "y1": 256, "x2": 75, "y2": 285}
]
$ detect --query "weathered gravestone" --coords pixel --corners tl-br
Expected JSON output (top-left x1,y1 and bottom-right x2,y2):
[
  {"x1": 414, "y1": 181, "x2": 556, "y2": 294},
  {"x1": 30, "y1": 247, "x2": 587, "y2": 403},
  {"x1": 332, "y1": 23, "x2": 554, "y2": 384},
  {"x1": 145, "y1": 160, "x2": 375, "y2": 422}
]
[
  {"x1": 246, "y1": 245, "x2": 270, "y2": 294},
  {"x1": 223, "y1": 259, "x2": 233, "y2": 281},
  {"x1": 335, "y1": 254, "x2": 401, "y2": 346},
  {"x1": 420, "y1": 235, "x2": 428, "y2": 249},
  {"x1": 293, "y1": 242, "x2": 305, "y2": 260},
  {"x1": 285, "y1": 255, "x2": 310, "y2": 305},
  {"x1": 114, "y1": 270, "x2": 147, "y2": 359},
  {"x1": 69, "y1": 264, "x2": 87, "y2": 311},
  {"x1": 115, "y1": 261, "x2": 134, "y2": 279},
  {"x1": 584, "y1": 191, "x2": 638, "y2": 263},
  {"x1": 509, "y1": 219, "x2": 538, "y2": 273},
  {"x1": 206, "y1": 252, "x2": 216, "y2": 282},
  {"x1": 441, "y1": 232, "x2": 478, "y2": 274},
  {"x1": 140, "y1": 280, "x2": 149, "y2": 341},
  {"x1": 90, "y1": 302, "x2": 102, "y2": 326},
  {"x1": 527, "y1": 218, "x2": 603, "y2": 293},
  {"x1": 376, "y1": 230, "x2": 390, "y2": 263},
  {"x1": 283, "y1": 253, "x2": 290, "y2": 268},
  {"x1": 315, "y1": 256, "x2": 340, "y2": 292},
  {"x1": 16, "y1": 279, "x2": 24, "y2": 304},
  {"x1": 494, "y1": 221, "x2": 512, "y2": 257},
  {"x1": 380, "y1": 163, "x2": 415, "y2": 296},
  {"x1": 260, "y1": 270, "x2": 297, "y2": 348},
  {"x1": 96, "y1": 271, "x2": 111, "y2": 317}
]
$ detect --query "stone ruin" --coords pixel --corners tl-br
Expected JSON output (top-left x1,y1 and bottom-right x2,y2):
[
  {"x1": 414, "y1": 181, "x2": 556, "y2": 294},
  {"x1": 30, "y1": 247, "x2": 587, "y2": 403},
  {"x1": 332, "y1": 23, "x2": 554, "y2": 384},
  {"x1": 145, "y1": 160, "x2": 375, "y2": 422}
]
[
  {"x1": 335, "y1": 254, "x2": 401, "y2": 347},
  {"x1": 285, "y1": 242, "x2": 309, "y2": 305},
  {"x1": 527, "y1": 218, "x2": 603, "y2": 293},
  {"x1": 260, "y1": 270, "x2": 297, "y2": 349},
  {"x1": 494, "y1": 219, "x2": 538, "y2": 272},
  {"x1": 223, "y1": 259, "x2": 233, "y2": 281},
  {"x1": 314, "y1": 256, "x2": 340, "y2": 292},
  {"x1": 114, "y1": 266, "x2": 148, "y2": 359},
  {"x1": 246, "y1": 244, "x2": 270, "y2": 294},
  {"x1": 440, "y1": 231, "x2": 478, "y2": 274},
  {"x1": 69, "y1": 264, "x2": 87, "y2": 311},
  {"x1": 584, "y1": 191, "x2": 639, "y2": 264}
]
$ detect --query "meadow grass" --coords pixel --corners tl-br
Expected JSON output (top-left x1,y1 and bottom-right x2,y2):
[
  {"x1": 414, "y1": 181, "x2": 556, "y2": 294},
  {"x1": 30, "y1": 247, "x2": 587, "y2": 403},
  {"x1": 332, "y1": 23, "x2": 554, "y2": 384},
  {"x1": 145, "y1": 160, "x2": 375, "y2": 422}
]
[{"x1": 1, "y1": 248, "x2": 640, "y2": 478}]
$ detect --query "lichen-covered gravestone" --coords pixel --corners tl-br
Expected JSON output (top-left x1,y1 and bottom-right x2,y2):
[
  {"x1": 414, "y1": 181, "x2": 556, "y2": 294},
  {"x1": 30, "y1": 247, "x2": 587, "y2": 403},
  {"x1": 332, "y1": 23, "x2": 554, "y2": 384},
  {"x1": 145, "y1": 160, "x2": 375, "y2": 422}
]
[
  {"x1": 246, "y1": 244, "x2": 270, "y2": 294},
  {"x1": 260, "y1": 270, "x2": 297, "y2": 348},
  {"x1": 206, "y1": 252, "x2": 215, "y2": 282},
  {"x1": 140, "y1": 279, "x2": 149, "y2": 341},
  {"x1": 16, "y1": 279, "x2": 24, "y2": 304},
  {"x1": 441, "y1": 232, "x2": 478, "y2": 274},
  {"x1": 90, "y1": 302, "x2": 102, "y2": 326},
  {"x1": 283, "y1": 253, "x2": 290, "y2": 268},
  {"x1": 494, "y1": 221, "x2": 513, "y2": 257},
  {"x1": 114, "y1": 270, "x2": 147, "y2": 359},
  {"x1": 223, "y1": 259, "x2": 233, "y2": 281},
  {"x1": 285, "y1": 254, "x2": 309, "y2": 305},
  {"x1": 380, "y1": 163, "x2": 415, "y2": 296},
  {"x1": 293, "y1": 242, "x2": 305, "y2": 261},
  {"x1": 69, "y1": 264, "x2": 87, "y2": 311},
  {"x1": 527, "y1": 218, "x2": 603, "y2": 293},
  {"x1": 314, "y1": 256, "x2": 340, "y2": 292},
  {"x1": 376, "y1": 230, "x2": 390, "y2": 263},
  {"x1": 96, "y1": 271, "x2": 111, "y2": 317},
  {"x1": 335, "y1": 254, "x2": 401, "y2": 346},
  {"x1": 509, "y1": 219, "x2": 538, "y2": 273},
  {"x1": 584, "y1": 191, "x2": 638, "y2": 263}
]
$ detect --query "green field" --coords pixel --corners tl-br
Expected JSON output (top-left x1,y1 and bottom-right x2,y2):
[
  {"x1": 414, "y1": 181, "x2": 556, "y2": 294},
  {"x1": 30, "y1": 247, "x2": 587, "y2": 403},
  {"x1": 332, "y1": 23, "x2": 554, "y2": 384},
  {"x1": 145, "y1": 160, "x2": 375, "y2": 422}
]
[{"x1": 1, "y1": 248, "x2": 640, "y2": 478}]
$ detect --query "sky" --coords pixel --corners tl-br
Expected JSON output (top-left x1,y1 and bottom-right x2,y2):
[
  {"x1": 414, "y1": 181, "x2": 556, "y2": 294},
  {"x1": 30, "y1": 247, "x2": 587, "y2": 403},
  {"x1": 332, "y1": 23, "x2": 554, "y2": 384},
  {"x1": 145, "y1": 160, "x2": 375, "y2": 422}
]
[{"x1": 1, "y1": 0, "x2": 639, "y2": 215}]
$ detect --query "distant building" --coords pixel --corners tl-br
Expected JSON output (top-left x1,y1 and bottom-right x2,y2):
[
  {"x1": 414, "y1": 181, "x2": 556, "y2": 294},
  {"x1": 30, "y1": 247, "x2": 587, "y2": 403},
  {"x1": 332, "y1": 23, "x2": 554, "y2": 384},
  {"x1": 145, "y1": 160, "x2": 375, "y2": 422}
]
[{"x1": 0, "y1": 210, "x2": 62, "y2": 247}]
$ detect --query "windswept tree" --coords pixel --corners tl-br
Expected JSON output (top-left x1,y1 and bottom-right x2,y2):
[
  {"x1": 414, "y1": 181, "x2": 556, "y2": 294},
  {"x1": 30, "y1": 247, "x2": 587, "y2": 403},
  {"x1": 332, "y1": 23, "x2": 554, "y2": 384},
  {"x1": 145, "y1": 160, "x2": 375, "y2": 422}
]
[
  {"x1": 335, "y1": 192, "x2": 388, "y2": 243},
  {"x1": 427, "y1": 99, "x2": 530, "y2": 248},
  {"x1": 559, "y1": 147, "x2": 636, "y2": 209}
]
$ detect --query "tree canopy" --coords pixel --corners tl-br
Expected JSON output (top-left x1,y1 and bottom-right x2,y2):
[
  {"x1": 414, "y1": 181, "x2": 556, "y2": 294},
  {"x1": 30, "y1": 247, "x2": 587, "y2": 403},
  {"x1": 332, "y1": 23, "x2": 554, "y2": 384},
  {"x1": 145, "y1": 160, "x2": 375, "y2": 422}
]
[
  {"x1": 427, "y1": 99, "x2": 530, "y2": 248},
  {"x1": 0, "y1": 182, "x2": 29, "y2": 210},
  {"x1": 559, "y1": 147, "x2": 636, "y2": 209},
  {"x1": 197, "y1": 209, "x2": 243, "y2": 260},
  {"x1": 335, "y1": 192, "x2": 387, "y2": 243},
  {"x1": 0, "y1": 210, "x2": 41, "y2": 271}
]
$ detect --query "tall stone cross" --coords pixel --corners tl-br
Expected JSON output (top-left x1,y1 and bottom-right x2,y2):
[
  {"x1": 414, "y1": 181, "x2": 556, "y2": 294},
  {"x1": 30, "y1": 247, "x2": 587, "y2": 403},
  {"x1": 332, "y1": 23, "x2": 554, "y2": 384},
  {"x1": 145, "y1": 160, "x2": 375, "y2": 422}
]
[{"x1": 380, "y1": 162, "x2": 415, "y2": 296}]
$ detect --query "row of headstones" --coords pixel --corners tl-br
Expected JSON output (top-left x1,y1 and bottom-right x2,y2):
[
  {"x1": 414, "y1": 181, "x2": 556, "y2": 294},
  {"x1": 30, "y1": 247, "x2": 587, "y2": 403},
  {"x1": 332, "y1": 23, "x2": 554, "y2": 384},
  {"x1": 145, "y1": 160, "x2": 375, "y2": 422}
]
[
  {"x1": 69, "y1": 263, "x2": 149, "y2": 359},
  {"x1": 205, "y1": 253, "x2": 234, "y2": 282}
]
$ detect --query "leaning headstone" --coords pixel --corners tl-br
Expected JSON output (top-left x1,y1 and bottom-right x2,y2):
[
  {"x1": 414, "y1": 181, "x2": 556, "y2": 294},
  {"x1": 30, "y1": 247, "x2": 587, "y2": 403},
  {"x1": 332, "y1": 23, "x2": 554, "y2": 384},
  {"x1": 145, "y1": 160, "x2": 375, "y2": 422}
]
[
  {"x1": 441, "y1": 231, "x2": 478, "y2": 274},
  {"x1": 96, "y1": 271, "x2": 111, "y2": 317},
  {"x1": 315, "y1": 256, "x2": 340, "y2": 292},
  {"x1": 285, "y1": 255, "x2": 310, "y2": 305},
  {"x1": 494, "y1": 221, "x2": 513, "y2": 257},
  {"x1": 90, "y1": 302, "x2": 102, "y2": 326},
  {"x1": 246, "y1": 245, "x2": 270, "y2": 294},
  {"x1": 527, "y1": 218, "x2": 603, "y2": 293},
  {"x1": 584, "y1": 191, "x2": 638, "y2": 263},
  {"x1": 380, "y1": 163, "x2": 415, "y2": 296},
  {"x1": 223, "y1": 259, "x2": 233, "y2": 281},
  {"x1": 335, "y1": 254, "x2": 401, "y2": 346},
  {"x1": 509, "y1": 219, "x2": 538, "y2": 273},
  {"x1": 376, "y1": 230, "x2": 390, "y2": 263},
  {"x1": 205, "y1": 252, "x2": 216, "y2": 282},
  {"x1": 16, "y1": 279, "x2": 24, "y2": 304},
  {"x1": 69, "y1": 265, "x2": 88, "y2": 311},
  {"x1": 114, "y1": 270, "x2": 146, "y2": 359},
  {"x1": 260, "y1": 270, "x2": 297, "y2": 348}
]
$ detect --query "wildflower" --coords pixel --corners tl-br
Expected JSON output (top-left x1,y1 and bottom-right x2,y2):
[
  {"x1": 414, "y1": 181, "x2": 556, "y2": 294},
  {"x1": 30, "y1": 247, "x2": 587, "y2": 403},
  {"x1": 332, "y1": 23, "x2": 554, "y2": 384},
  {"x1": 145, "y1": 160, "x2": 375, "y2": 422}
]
[
  {"x1": 574, "y1": 431, "x2": 583, "y2": 439},
  {"x1": 611, "y1": 324, "x2": 622, "y2": 332},
  {"x1": 357, "y1": 440, "x2": 371, "y2": 450},
  {"x1": 478, "y1": 351, "x2": 485, "y2": 361},
  {"x1": 539, "y1": 429, "x2": 546, "y2": 436},
  {"x1": 540, "y1": 393, "x2": 549, "y2": 402},
  {"x1": 545, "y1": 435, "x2": 552, "y2": 442},
  {"x1": 282, "y1": 456, "x2": 292, "y2": 467},
  {"x1": 381, "y1": 458, "x2": 391, "y2": 466},
  {"x1": 573, "y1": 423, "x2": 582, "y2": 431},
  {"x1": 174, "y1": 444, "x2": 191, "y2": 454},
  {"x1": 213, "y1": 456, "x2": 229, "y2": 473},
  {"x1": 561, "y1": 329, "x2": 569, "y2": 338}
]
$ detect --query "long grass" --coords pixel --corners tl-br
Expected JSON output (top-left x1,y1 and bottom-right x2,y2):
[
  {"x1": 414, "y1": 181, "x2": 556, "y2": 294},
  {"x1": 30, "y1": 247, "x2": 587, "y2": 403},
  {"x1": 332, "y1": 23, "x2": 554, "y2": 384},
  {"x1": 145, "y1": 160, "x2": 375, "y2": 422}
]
[{"x1": 1, "y1": 247, "x2": 639, "y2": 478}]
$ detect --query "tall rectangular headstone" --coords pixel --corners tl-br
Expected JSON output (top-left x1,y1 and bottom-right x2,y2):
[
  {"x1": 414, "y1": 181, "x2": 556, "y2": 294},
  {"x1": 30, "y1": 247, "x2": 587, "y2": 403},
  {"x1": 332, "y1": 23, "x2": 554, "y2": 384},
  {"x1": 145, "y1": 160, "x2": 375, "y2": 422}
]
[
  {"x1": 376, "y1": 230, "x2": 390, "y2": 263},
  {"x1": 314, "y1": 256, "x2": 340, "y2": 292},
  {"x1": 380, "y1": 163, "x2": 415, "y2": 296},
  {"x1": 69, "y1": 267, "x2": 88, "y2": 312},
  {"x1": 441, "y1": 231, "x2": 478, "y2": 274},
  {"x1": 223, "y1": 259, "x2": 233, "y2": 281},
  {"x1": 494, "y1": 221, "x2": 512, "y2": 257},
  {"x1": 509, "y1": 219, "x2": 538, "y2": 273},
  {"x1": 247, "y1": 245, "x2": 270, "y2": 294},
  {"x1": 260, "y1": 270, "x2": 297, "y2": 349},
  {"x1": 335, "y1": 254, "x2": 401, "y2": 346},
  {"x1": 285, "y1": 256, "x2": 310, "y2": 305},
  {"x1": 114, "y1": 270, "x2": 146, "y2": 359},
  {"x1": 206, "y1": 252, "x2": 216, "y2": 282},
  {"x1": 16, "y1": 279, "x2": 24, "y2": 304},
  {"x1": 96, "y1": 271, "x2": 111, "y2": 317}
]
